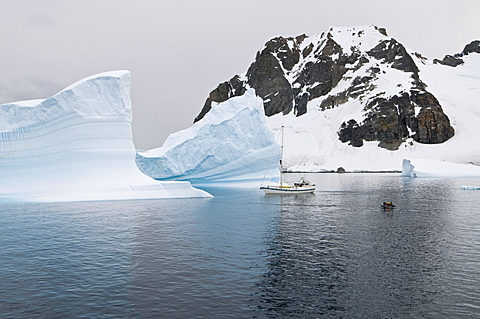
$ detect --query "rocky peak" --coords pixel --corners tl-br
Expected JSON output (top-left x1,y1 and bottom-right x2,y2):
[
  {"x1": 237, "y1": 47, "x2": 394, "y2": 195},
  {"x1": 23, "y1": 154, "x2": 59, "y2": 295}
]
[
  {"x1": 433, "y1": 40, "x2": 480, "y2": 67},
  {"x1": 463, "y1": 40, "x2": 480, "y2": 55},
  {"x1": 193, "y1": 75, "x2": 245, "y2": 123},
  {"x1": 367, "y1": 38, "x2": 419, "y2": 73},
  {"x1": 194, "y1": 26, "x2": 456, "y2": 150}
]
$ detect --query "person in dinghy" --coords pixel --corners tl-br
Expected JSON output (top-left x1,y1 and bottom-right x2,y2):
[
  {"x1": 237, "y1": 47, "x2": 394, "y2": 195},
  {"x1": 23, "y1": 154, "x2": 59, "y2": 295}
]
[{"x1": 381, "y1": 202, "x2": 396, "y2": 210}]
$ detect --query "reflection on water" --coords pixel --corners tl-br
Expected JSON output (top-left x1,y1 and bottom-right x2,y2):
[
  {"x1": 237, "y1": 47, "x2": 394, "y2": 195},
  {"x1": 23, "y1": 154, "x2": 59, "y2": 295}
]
[
  {"x1": 0, "y1": 174, "x2": 479, "y2": 318},
  {"x1": 253, "y1": 174, "x2": 480, "y2": 318},
  {"x1": 128, "y1": 190, "x2": 278, "y2": 318},
  {"x1": 255, "y1": 193, "x2": 349, "y2": 318}
]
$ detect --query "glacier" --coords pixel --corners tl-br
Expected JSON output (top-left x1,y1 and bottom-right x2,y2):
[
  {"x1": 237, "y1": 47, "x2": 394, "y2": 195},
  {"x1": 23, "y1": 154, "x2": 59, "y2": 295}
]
[
  {"x1": 0, "y1": 70, "x2": 211, "y2": 202},
  {"x1": 136, "y1": 89, "x2": 280, "y2": 185}
]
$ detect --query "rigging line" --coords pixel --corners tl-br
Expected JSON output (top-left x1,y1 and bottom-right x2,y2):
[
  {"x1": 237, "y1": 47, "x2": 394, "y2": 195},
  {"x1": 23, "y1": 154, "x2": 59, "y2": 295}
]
[
  {"x1": 261, "y1": 127, "x2": 282, "y2": 186},
  {"x1": 282, "y1": 125, "x2": 292, "y2": 183}
]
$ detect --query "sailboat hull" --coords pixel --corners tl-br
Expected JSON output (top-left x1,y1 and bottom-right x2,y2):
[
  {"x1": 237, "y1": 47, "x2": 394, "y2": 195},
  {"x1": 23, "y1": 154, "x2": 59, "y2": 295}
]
[{"x1": 260, "y1": 185, "x2": 316, "y2": 194}]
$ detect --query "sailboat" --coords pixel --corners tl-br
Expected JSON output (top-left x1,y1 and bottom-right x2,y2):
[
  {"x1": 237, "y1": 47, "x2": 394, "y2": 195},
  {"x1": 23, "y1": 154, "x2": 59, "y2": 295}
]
[{"x1": 260, "y1": 126, "x2": 316, "y2": 194}]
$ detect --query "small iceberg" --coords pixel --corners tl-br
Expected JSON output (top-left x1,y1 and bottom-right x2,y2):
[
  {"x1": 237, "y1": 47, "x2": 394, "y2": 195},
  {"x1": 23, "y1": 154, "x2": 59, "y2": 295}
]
[
  {"x1": 461, "y1": 186, "x2": 480, "y2": 190},
  {"x1": 402, "y1": 159, "x2": 480, "y2": 177}
]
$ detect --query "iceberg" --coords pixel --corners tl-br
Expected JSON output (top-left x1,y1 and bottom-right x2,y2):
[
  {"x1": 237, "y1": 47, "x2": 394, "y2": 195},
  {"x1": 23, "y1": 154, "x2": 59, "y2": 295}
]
[
  {"x1": 401, "y1": 159, "x2": 480, "y2": 177},
  {"x1": 0, "y1": 71, "x2": 211, "y2": 202},
  {"x1": 136, "y1": 89, "x2": 279, "y2": 185},
  {"x1": 461, "y1": 186, "x2": 480, "y2": 190}
]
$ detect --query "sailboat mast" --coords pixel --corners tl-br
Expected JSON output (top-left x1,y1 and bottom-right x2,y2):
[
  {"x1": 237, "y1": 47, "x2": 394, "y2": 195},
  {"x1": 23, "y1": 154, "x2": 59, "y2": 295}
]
[{"x1": 280, "y1": 126, "x2": 284, "y2": 185}]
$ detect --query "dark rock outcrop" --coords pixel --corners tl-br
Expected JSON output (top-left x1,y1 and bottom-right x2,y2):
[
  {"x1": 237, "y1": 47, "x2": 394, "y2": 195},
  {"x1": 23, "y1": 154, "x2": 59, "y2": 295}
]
[
  {"x1": 463, "y1": 40, "x2": 480, "y2": 55},
  {"x1": 338, "y1": 91, "x2": 454, "y2": 150},
  {"x1": 410, "y1": 91, "x2": 455, "y2": 143},
  {"x1": 367, "y1": 38, "x2": 419, "y2": 73},
  {"x1": 246, "y1": 37, "x2": 297, "y2": 116},
  {"x1": 433, "y1": 54, "x2": 464, "y2": 67},
  {"x1": 433, "y1": 40, "x2": 480, "y2": 67},
  {"x1": 194, "y1": 75, "x2": 246, "y2": 123}
]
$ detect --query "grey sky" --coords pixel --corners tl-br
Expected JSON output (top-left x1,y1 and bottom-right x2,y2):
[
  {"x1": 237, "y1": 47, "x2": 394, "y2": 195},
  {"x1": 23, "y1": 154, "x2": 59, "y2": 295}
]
[{"x1": 0, "y1": 0, "x2": 478, "y2": 149}]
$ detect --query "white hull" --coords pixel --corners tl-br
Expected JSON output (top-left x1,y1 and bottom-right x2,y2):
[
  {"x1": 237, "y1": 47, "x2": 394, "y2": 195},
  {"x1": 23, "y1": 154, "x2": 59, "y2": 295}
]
[{"x1": 260, "y1": 185, "x2": 316, "y2": 194}]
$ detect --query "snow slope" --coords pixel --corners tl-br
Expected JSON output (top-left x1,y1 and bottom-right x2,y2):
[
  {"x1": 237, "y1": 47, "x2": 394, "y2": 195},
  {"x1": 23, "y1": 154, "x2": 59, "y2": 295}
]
[
  {"x1": 136, "y1": 89, "x2": 279, "y2": 185},
  {"x1": 0, "y1": 71, "x2": 211, "y2": 202},
  {"x1": 414, "y1": 53, "x2": 480, "y2": 164}
]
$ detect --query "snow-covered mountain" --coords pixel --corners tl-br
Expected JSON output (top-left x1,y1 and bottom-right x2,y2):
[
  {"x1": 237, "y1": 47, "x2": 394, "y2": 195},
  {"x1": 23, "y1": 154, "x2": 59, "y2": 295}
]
[
  {"x1": 0, "y1": 71, "x2": 211, "y2": 202},
  {"x1": 138, "y1": 25, "x2": 480, "y2": 180}
]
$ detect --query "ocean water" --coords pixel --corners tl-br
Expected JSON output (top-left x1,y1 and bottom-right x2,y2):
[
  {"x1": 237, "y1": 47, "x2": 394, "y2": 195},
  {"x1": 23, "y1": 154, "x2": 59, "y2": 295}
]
[{"x1": 0, "y1": 173, "x2": 479, "y2": 318}]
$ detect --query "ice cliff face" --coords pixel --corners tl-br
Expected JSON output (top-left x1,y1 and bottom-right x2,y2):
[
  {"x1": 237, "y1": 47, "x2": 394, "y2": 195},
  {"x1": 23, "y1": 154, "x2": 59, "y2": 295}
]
[
  {"x1": 136, "y1": 90, "x2": 279, "y2": 184},
  {"x1": 0, "y1": 71, "x2": 211, "y2": 202}
]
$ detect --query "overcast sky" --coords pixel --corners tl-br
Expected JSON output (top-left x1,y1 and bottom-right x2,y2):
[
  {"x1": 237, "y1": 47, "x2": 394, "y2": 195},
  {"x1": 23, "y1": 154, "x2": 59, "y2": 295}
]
[{"x1": 0, "y1": 0, "x2": 478, "y2": 149}]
